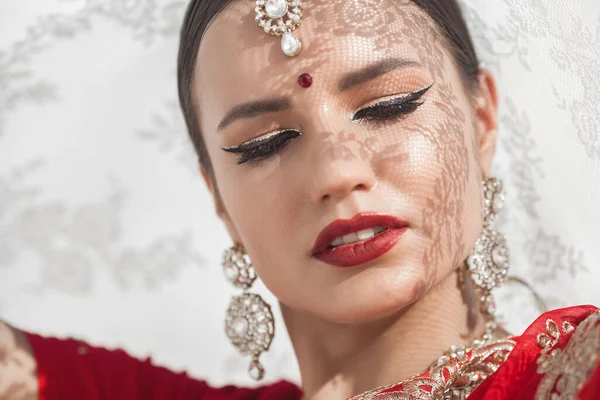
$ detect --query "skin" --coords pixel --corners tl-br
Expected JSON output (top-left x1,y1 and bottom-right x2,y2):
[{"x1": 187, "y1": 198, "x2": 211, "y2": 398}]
[
  {"x1": 0, "y1": 321, "x2": 37, "y2": 400},
  {"x1": 0, "y1": 1, "x2": 499, "y2": 398},
  {"x1": 197, "y1": 0, "x2": 498, "y2": 398}
]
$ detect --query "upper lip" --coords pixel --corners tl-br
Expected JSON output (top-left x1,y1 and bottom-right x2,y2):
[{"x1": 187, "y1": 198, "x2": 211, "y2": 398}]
[{"x1": 311, "y1": 212, "x2": 409, "y2": 255}]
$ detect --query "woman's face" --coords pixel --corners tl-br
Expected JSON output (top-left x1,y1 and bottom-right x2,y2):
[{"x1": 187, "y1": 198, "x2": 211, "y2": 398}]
[{"x1": 195, "y1": 0, "x2": 497, "y2": 323}]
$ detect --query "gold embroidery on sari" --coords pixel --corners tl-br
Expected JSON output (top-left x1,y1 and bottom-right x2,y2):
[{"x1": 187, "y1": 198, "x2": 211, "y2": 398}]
[
  {"x1": 350, "y1": 339, "x2": 515, "y2": 400},
  {"x1": 535, "y1": 310, "x2": 600, "y2": 400}
]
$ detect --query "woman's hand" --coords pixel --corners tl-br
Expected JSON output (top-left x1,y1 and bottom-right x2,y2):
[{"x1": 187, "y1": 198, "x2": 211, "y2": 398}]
[{"x1": 0, "y1": 321, "x2": 38, "y2": 400}]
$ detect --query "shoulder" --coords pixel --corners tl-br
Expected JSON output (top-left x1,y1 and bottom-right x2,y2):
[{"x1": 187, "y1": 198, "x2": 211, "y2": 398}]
[{"x1": 16, "y1": 328, "x2": 302, "y2": 400}]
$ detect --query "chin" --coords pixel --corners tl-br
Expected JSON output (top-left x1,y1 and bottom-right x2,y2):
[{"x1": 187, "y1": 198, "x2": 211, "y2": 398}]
[{"x1": 303, "y1": 263, "x2": 432, "y2": 325}]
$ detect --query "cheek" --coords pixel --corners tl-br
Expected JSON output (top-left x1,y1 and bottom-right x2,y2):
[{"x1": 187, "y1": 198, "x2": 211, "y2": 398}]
[
  {"x1": 217, "y1": 152, "x2": 284, "y2": 223},
  {"x1": 215, "y1": 154, "x2": 302, "y2": 270},
  {"x1": 370, "y1": 83, "x2": 482, "y2": 276},
  {"x1": 413, "y1": 86, "x2": 482, "y2": 271}
]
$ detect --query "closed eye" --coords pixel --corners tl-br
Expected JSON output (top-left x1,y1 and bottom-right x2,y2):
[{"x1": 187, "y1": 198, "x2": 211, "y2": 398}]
[
  {"x1": 222, "y1": 129, "x2": 302, "y2": 165},
  {"x1": 351, "y1": 83, "x2": 433, "y2": 123}
]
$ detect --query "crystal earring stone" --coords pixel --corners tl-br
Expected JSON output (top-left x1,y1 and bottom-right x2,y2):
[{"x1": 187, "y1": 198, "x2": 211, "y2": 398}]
[
  {"x1": 231, "y1": 317, "x2": 249, "y2": 337},
  {"x1": 249, "y1": 359, "x2": 265, "y2": 380},
  {"x1": 492, "y1": 191, "x2": 505, "y2": 213},
  {"x1": 492, "y1": 245, "x2": 508, "y2": 266}
]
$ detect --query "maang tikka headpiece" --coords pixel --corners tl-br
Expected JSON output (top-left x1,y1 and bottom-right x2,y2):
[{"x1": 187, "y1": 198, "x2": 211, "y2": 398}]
[{"x1": 255, "y1": 0, "x2": 304, "y2": 57}]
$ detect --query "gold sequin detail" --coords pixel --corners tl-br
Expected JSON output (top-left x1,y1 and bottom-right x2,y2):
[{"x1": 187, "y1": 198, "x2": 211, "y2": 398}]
[
  {"x1": 535, "y1": 310, "x2": 600, "y2": 399},
  {"x1": 350, "y1": 338, "x2": 515, "y2": 400}
]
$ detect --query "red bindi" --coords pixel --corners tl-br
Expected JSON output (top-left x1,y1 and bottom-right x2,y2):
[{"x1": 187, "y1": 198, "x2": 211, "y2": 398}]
[{"x1": 297, "y1": 72, "x2": 313, "y2": 88}]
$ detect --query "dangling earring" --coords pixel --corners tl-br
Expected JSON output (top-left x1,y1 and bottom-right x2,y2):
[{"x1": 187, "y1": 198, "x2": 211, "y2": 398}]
[
  {"x1": 222, "y1": 244, "x2": 275, "y2": 381},
  {"x1": 465, "y1": 177, "x2": 509, "y2": 324}
]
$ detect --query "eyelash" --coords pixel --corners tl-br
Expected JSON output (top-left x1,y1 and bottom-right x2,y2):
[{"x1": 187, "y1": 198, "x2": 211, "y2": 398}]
[
  {"x1": 223, "y1": 84, "x2": 432, "y2": 165},
  {"x1": 222, "y1": 129, "x2": 302, "y2": 165},
  {"x1": 351, "y1": 83, "x2": 431, "y2": 123}
]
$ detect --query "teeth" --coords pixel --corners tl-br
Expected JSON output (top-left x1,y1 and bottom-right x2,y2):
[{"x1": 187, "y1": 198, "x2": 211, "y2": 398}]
[
  {"x1": 330, "y1": 237, "x2": 343, "y2": 247},
  {"x1": 341, "y1": 232, "x2": 359, "y2": 244},
  {"x1": 356, "y1": 228, "x2": 376, "y2": 241},
  {"x1": 328, "y1": 226, "x2": 388, "y2": 248}
]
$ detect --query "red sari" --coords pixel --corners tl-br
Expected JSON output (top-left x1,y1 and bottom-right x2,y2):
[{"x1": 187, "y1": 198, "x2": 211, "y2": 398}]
[{"x1": 25, "y1": 305, "x2": 600, "y2": 399}]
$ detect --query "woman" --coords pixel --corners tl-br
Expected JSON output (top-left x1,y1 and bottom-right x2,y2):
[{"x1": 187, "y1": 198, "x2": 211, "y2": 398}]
[{"x1": 1, "y1": 0, "x2": 599, "y2": 399}]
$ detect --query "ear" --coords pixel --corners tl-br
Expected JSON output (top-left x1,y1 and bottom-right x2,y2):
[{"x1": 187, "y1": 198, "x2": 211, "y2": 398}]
[
  {"x1": 473, "y1": 69, "x2": 499, "y2": 179},
  {"x1": 200, "y1": 167, "x2": 243, "y2": 246}
]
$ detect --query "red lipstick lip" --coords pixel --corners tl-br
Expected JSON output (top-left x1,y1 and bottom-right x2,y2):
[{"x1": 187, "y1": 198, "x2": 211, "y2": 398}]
[{"x1": 311, "y1": 212, "x2": 409, "y2": 267}]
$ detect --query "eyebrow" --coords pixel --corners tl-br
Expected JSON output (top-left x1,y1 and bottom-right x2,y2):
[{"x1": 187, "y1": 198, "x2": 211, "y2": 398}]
[
  {"x1": 337, "y1": 57, "x2": 422, "y2": 92},
  {"x1": 217, "y1": 57, "x2": 422, "y2": 131},
  {"x1": 217, "y1": 97, "x2": 292, "y2": 131}
]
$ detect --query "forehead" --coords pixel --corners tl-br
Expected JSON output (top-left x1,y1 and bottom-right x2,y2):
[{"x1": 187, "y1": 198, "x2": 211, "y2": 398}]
[{"x1": 195, "y1": 0, "x2": 444, "y2": 126}]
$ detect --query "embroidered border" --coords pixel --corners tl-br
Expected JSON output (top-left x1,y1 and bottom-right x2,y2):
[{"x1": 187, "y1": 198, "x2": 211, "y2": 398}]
[
  {"x1": 350, "y1": 339, "x2": 515, "y2": 400},
  {"x1": 535, "y1": 310, "x2": 600, "y2": 399}
]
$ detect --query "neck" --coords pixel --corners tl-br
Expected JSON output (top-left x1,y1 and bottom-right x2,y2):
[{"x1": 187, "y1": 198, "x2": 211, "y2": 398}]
[{"x1": 280, "y1": 269, "x2": 486, "y2": 400}]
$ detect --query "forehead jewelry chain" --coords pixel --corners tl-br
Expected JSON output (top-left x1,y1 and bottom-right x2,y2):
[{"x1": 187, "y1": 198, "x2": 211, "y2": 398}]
[{"x1": 255, "y1": 0, "x2": 304, "y2": 57}]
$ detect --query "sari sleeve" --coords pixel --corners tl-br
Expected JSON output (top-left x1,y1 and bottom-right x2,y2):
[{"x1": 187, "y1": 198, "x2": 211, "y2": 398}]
[{"x1": 23, "y1": 331, "x2": 301, "y2": 400}]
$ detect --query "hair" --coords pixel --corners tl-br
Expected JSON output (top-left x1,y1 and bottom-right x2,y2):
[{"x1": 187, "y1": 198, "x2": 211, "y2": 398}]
[{"x1": 177, "y1": 0, "x2": 480, "y2": 181}]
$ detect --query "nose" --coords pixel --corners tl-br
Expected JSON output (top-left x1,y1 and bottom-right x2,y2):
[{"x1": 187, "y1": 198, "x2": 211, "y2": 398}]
[
  {"x1": 303, "y1": 99, "x2": 378, "y2": 205},
  {"x1": 308, "y1": 140, "x2": 378, "y2": 204}
]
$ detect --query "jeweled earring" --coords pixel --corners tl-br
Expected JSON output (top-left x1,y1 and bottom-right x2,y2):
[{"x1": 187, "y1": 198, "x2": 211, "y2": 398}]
[
  {"x1": 222, "y1": 244, "x2": 275, "y2": 380},
  {"x1": 465, "y1": 177, "x2": 509, "y2": 322}
]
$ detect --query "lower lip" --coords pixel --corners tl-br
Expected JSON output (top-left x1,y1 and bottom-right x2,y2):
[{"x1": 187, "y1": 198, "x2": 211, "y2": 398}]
[{"x1": 313, "y1": 227, "x2": 407, "y2": 268}]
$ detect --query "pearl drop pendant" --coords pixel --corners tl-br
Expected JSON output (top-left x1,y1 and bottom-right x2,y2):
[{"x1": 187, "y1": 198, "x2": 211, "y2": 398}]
[{"x1": 255, "y1": 0, "x2": 304, "y2": 57}]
